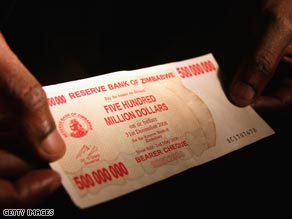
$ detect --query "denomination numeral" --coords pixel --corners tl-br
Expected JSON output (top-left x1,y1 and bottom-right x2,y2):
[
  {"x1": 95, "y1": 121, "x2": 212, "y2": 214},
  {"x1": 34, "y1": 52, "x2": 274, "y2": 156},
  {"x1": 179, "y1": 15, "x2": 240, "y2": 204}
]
[
  {"x1": 47, "y1": 95, "x2": 67, "y2": 106},
  {"x1": 73, "y1": 162, "x2": 128, "y2": 190},
  {"x1": 200, "y1": 60, "x2": 216, "y2": 72}
]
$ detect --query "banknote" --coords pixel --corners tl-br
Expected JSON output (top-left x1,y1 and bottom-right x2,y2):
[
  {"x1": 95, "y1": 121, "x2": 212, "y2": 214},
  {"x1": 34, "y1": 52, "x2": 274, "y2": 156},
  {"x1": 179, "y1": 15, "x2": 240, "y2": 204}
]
[{"x1": 45, "y1": 53, "x2": 274, "y2": 209}]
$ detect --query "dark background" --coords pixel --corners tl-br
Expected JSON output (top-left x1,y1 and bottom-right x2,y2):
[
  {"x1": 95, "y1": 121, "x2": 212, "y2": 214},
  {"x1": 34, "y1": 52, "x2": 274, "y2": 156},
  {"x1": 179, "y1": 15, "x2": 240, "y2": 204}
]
[{"x1": 1, "y1": 1, "x2": 291, "y2": 218}]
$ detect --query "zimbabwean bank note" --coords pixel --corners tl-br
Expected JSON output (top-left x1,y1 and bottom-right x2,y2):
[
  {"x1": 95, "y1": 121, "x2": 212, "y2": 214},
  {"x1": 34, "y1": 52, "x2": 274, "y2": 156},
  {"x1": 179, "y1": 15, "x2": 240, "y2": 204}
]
[{"x1": 45, "y1": 53, "x2": 274, "y2": 209}]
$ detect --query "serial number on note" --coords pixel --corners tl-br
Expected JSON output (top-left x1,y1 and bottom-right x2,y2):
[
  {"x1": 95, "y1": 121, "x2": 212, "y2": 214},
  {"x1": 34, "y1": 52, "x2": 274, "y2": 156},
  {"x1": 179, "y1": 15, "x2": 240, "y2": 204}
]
[{"x1": 226, "y1": 128, "x2": 257, "y2": 143}]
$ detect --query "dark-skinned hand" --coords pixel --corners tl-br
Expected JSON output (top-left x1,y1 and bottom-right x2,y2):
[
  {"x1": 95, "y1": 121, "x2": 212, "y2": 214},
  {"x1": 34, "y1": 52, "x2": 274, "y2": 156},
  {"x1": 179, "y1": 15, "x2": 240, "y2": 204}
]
[
  {"x1": 0, "y1": 32, "x2": 66, "y2": 208},
  {"x1": 230, "y1": 0, "x2": 292, "y2": 111}
]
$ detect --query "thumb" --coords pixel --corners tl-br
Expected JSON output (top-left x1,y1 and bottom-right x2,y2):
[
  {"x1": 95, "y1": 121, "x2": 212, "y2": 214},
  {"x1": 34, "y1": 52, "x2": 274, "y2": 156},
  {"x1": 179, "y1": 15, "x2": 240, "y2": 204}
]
[
  {"x1": 0, "y1": 33, "x2": 65, "y2": 162},
  {"x1": 230, "y1": 7, "x2": 292, "y2": 107},
  {"x1": 0, "y1": 169, "x2": 61, "y2": 208}
]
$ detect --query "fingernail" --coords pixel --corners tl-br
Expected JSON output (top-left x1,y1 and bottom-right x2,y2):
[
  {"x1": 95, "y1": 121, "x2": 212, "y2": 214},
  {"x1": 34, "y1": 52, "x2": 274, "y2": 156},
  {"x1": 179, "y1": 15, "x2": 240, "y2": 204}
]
[
  {"x1": 40, "y1": 129, "x2": 66, "y2": 161},
  {"x1": 231, "y1": 81, "x2": 255, "y2": 106}
]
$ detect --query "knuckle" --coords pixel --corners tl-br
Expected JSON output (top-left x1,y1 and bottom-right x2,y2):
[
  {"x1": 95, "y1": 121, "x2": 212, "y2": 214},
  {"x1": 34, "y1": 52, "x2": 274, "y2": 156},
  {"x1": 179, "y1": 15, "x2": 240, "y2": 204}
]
[
  {"x1": 275, "y1": 16, "x2": 292, "y2": 34},
  {"x1": 6, "y1": 76, "x2": 55, "y2": 143},
  {"x1": 21, "y1": 83, "x2": 55, "y2": 141},
  {"x1": 254, "y1": 52, "x2": 274, "y2": 78},
  {"x1": 20, "y1": 83, "x2": 48, "y2": 112},
  {"x1": 262, "y1": 2, "x2": 292, "y2": 33}
]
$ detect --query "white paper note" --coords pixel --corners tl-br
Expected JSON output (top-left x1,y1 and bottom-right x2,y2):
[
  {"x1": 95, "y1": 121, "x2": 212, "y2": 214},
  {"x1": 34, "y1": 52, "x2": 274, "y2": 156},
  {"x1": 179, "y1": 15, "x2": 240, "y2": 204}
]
[{"x1": 45, "y1": 53, "x2": 274, "y2": 209}]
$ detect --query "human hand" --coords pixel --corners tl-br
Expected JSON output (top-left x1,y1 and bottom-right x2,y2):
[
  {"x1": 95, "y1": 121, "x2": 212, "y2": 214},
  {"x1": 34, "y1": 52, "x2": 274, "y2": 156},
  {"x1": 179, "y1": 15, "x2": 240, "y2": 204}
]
[
  {"x1": 0, "y1": 33, "x2": 66, "y2": 208},
  {"x1": 229, "y1": 0, "x2": 292, "y2": 111}
]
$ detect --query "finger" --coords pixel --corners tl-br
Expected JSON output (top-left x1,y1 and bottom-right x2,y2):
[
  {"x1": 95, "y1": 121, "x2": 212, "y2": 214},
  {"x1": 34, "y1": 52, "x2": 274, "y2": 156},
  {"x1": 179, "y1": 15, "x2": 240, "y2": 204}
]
[
  {"x1": 0, "y1": 129, "x2": 51, "y2": 166},
  {"x1": 252, "y1": 79, "x2": 292, "y2": 111},
  {"x1": 252, "y1": 96, "x2": 292, "y2": 112},
  {"x1": 283, "y1": 44, "x2": 292, "y2": 64},
  {"x1": 0, "y1": 150, "x2": 33, "y2": 178},
  {"x1": 230, "y1": 7, "x2": 292, "y2": 107},
  {"x1": 0, "y1": 33, "x2": 65, "y2": 162},
  {"x1": 0, "y1": 169, "x2": 61, "y2": 208}
]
